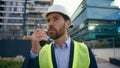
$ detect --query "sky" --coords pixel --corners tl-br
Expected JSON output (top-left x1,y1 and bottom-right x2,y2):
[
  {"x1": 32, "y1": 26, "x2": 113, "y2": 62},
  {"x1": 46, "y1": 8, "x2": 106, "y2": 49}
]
[{"x1": 53, "y1": 0, "x2": 83, "y2": 17}]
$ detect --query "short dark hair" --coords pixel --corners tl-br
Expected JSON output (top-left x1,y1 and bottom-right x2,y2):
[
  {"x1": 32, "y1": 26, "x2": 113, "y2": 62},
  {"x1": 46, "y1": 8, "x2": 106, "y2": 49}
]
[{"x1": 58, "y1": 13, "x2": 70, "y2": 21}]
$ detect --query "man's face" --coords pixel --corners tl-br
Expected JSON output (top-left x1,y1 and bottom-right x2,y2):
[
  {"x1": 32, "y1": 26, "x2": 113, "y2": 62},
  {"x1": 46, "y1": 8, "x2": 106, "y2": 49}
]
[{"x1": 46, "y1": 13, "x2": 67, "y2": 40}]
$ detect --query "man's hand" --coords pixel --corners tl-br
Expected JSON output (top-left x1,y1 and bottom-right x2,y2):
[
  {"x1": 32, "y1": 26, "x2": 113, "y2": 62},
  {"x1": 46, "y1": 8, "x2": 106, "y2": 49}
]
[{"x1": 31, "y1": 29, "x2": 48, "y2": 54}]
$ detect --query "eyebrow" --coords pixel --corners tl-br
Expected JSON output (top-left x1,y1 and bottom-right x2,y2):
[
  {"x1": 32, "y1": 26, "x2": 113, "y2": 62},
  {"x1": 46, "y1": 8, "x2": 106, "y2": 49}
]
[{"x1": 47, "y1": 15, "x2": 60, "y2": 19}]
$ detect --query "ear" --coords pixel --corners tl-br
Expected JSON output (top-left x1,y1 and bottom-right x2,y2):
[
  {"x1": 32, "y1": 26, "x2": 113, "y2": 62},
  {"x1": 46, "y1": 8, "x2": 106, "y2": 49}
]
[{"x1": 65, "y1": 20, "x2": 71, "y2": 28}]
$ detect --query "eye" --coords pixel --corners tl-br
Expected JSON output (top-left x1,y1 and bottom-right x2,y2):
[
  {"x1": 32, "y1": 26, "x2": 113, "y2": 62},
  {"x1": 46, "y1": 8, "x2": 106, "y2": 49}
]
[{"x1": 53, "y1": 17, "x2": 59, "y2": 21}]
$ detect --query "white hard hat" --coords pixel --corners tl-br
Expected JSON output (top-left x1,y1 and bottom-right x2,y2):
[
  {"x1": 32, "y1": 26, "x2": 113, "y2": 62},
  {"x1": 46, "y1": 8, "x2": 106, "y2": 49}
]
[{"x1": 45, "y1": 5, "x2": 70, "y2": 19}]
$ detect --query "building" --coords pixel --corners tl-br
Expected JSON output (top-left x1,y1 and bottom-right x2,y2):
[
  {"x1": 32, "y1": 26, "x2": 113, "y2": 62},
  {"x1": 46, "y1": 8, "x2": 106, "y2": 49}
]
[
  {"x1": 69, "y1": 0, "x2": 120, "y2": 42},
  {"x1": 0, "y1": 0, "x2": 53, "y2": 40}
]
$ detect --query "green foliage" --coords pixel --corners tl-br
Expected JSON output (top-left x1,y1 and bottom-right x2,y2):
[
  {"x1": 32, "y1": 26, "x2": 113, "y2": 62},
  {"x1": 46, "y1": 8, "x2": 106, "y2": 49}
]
[
  {"x1": 101, "y1": 39, "x2": 110, "y2": 47},
  {"x1": 88, "y1": 39, "x2": 111, "y2": 48},
  {"x1": 0, "y1": 59, "x2": 23, "y2": 68}
]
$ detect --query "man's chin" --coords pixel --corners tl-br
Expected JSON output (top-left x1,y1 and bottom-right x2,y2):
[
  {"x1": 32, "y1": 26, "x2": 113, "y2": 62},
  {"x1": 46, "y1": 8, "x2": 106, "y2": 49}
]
[{"x1": 49, "y1": 35, "x2": 60, "y2": 40}]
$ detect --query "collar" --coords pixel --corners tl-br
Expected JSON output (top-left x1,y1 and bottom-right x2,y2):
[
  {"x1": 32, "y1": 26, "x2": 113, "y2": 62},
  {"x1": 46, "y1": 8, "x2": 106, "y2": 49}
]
[{"x1": 53, "y1": 37, "x2": 71, "y2": 48}]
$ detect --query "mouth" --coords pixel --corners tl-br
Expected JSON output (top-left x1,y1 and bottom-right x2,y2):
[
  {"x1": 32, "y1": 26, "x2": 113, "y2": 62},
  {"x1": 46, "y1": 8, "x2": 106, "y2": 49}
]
[
  {"x1": 48, "y1": 30, "x2": 54, "y2": 33},
  {"x1": 48, "y1": 28, "x2": 55, "y2": 32}
]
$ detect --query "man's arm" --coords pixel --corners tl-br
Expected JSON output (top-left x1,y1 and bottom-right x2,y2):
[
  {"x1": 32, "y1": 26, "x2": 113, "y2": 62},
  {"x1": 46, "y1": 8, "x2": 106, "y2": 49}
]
[
  {"x1": 22, "y1": 54, "x2": 39, "y2": 68},
  {"x1": 22, "y1": 29, "x2": 48, "y2": 68},
  {"x1": 87, "y1": 46, "x2": 98, "y2": 68}
]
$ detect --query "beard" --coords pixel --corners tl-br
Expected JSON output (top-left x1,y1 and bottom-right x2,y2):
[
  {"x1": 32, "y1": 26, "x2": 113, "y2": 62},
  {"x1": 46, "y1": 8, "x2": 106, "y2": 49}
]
[{"x1": 47, "y1": 24, "x2": 65, "y2": 40}]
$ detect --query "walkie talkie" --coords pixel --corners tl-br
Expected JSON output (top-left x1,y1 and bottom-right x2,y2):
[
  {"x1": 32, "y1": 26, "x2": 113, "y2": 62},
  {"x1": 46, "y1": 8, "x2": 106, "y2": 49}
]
[
  {"x1": 36, "y1": 23, "x2": 51, "y2": 47},
  {"x1": 40, "y1": 38, "x2": 52, "y2": 47}
]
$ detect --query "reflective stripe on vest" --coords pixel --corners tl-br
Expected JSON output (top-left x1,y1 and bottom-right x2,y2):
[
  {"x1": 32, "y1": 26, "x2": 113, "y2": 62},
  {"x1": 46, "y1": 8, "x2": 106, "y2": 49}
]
[{"x1": 39, "y1": 40, "x2": 90, "y2": 68}]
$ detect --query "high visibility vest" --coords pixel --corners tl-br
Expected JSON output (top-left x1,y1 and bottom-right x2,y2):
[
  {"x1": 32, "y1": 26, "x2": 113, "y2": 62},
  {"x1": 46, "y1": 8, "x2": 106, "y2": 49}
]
[{"x1": 39, "y1": 40, "x2": 90, "y2": 68}]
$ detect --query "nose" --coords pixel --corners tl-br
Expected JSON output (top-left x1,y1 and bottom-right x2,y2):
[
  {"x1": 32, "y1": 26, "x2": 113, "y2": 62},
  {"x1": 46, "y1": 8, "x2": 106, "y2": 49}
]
[{"x1": 48, "y1": 20, "x2": 54, "y2": 26}]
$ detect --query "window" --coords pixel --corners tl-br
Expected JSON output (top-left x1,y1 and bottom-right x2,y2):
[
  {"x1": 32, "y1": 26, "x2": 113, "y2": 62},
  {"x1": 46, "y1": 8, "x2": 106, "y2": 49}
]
[
  {"x1": 9, "y1": 13, "x2": 22, "y2": 17},
  {"x1": 29, "y1": 25, "x2": 34, "y2": 29},
  {"x1": 8, "y1": 19, "x2": 23, "y2": 23},
  {"x1": 13, "y1": 8, "x2": 17, "y2": 11},
  {"x1": 99, "y1": 27, "x2": 114, "y2": 32}
]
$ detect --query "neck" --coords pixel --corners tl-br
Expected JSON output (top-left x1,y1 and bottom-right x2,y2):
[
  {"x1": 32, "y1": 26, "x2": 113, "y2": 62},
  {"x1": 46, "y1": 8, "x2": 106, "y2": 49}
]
[{"x1": 55, "y1": 33, "x2": 69, "y2": 48}]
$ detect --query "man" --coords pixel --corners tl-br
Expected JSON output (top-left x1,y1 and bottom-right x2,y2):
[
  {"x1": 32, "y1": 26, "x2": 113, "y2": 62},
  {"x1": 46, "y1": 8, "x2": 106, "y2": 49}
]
[{"x1": 22, "y1": 5, "x2": 98, "y2": 68}]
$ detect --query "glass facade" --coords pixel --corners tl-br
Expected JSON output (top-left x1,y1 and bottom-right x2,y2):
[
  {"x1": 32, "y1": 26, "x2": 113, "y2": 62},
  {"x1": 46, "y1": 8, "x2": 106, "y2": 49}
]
[{"x1": 69, "y1": 0, "x2": 120, "y2": 42}]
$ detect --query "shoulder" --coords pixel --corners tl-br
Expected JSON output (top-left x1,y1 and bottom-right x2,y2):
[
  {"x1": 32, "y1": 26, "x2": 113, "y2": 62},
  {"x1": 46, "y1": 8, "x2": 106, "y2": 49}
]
[
  {"x1": 40, "y1": 43, "x2": 52, "y2": 54},
  {"x1": 73, "y1": 40, "x2": 88, "y2": 49}
]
